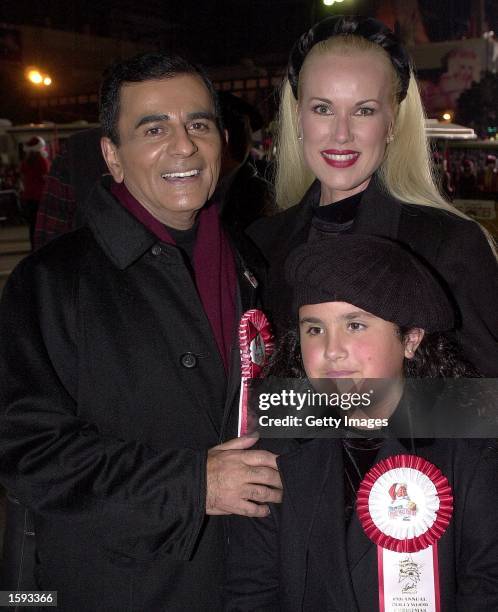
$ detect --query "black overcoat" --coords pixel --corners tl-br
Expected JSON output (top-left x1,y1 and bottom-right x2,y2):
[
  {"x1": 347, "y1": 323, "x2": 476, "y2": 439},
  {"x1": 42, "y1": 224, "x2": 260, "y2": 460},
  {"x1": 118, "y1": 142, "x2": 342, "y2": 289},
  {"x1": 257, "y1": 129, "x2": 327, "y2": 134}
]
[
  {"x1": 248, "y1": 179, "x2": 498, "y2": 376},
  {"x1": 225, "y1": 437, "x2": 498, "y2": 611},
  {"x1": 0, "y1": 181, "x2": 263, "y2": 611}
]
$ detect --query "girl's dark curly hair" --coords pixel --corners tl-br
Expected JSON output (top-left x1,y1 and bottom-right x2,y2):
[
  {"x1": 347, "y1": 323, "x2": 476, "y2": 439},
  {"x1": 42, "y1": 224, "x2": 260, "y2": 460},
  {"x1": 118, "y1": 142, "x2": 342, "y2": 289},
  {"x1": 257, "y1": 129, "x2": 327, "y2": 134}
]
[{"x1": 266, "y1": 321, "x2": 481, "y2": 379}]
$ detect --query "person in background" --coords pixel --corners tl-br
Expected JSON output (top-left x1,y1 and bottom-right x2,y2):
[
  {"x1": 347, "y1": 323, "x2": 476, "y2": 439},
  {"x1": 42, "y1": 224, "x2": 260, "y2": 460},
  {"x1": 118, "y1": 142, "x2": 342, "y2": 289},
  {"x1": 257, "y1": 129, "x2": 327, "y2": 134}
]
[
  {"x1": 216, "y1": 92, "x2": 277, "y2": 233},
  {"x1": 0, "y1": 52, "x2": 282, "y2": 611},
  {"x1": 432, "y1": 150, "x2": 454, "y2": 200},
  {"x1": 19, "y1": 136, "x2": 50, "y2": 249},
  {"x1": 225, "y1": 235, "x2": 498, "y2": 611},
  {"x1": 478, "y1": 154, "x2": 498, "y2": 197},
  {"x1": 33, "y1": 127, "x2": 107, "y2": 250},
  {"x1": 247, "y1": 15, "x2": 498, "y2": 377},
  {"x1": 456, "y1": 158, "x2": 479, "y2": 199}
]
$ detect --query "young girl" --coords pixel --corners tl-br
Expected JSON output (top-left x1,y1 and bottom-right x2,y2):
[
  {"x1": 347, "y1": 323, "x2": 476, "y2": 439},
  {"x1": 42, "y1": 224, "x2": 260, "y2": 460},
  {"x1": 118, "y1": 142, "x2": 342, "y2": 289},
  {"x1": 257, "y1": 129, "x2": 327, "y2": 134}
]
[{"x1": 225, "y1": 234, "x2": 497, "y2": 611}]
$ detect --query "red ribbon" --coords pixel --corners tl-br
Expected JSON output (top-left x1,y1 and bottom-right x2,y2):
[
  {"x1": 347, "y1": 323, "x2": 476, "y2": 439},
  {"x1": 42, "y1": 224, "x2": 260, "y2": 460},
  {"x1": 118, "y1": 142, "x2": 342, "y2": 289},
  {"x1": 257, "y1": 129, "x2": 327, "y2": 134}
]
[{"x1": 238, "y1": 309, "x2": 274, "y2": 436}]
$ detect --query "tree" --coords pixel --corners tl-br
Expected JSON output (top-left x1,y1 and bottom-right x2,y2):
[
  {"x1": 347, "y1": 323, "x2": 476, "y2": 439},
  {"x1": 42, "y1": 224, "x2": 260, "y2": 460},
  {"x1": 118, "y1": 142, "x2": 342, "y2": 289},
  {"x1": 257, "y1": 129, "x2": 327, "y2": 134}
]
[{"x1": 456, "y1": 71, "x2": 498, "y2": 139}]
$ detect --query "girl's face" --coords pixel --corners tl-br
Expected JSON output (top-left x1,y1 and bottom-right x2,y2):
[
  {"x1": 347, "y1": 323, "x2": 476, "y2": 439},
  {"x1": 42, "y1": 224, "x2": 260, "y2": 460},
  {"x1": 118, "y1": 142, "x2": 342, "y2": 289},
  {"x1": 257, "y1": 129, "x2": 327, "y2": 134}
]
[
  {"x1": 299, "y1": 301, "x2": 423, "y2": 380},
  {"x1": 298, "y1": 49, "x2": 394, "y2": 204}
]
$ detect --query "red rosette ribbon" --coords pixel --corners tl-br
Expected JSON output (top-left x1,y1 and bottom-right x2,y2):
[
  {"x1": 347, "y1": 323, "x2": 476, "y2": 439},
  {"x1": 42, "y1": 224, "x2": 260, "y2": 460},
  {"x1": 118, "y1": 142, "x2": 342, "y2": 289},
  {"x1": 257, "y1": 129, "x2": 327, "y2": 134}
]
[
  {"x1": 238, "y1": 309, "x2": 274, "y2": 436},
  {"x1": 356, "y1": 454, "x2": 453, "y2": 553}
]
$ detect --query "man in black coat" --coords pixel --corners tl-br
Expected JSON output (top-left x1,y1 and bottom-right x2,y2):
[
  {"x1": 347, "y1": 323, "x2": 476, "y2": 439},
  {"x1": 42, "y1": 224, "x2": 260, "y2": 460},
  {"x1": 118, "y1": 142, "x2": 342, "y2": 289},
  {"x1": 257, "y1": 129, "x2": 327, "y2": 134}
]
[{"x1": 0, "y1": 53, "x2": 282, "y2": 611}]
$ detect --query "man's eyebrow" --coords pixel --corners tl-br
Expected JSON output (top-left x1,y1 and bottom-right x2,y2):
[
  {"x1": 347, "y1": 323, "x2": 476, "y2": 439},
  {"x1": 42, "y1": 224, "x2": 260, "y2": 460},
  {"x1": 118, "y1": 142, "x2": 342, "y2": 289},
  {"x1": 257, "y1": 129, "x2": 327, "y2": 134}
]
[
  {"x1": 134, "y1": 111, "x2": 217, "y2": 130},
  {"x1": 186, "y1": 111, "x2": 217, "y2": 122},
  {"x1": 135, "y1": 114, "x2": 169, "y2": 129}
]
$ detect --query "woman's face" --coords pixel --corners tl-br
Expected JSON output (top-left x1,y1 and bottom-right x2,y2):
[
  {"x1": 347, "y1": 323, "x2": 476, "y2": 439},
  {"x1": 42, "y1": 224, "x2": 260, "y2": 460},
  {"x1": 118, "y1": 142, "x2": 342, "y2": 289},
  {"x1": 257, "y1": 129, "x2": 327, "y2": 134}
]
[
  {"x1": 299, "y1": 301, "x2": 422, "y2": 380},
  {"x1": 298, "y1": 50, "x2": 395, "y2": 204}
]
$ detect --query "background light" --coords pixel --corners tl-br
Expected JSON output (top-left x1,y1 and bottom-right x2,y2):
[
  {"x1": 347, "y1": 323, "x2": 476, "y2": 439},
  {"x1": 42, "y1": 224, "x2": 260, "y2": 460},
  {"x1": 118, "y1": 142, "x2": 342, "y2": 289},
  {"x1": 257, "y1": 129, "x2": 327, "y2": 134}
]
[
  {"x1": 25, "y1": 67, "x2": 53, "y2": 87},
  {"x1": 27, "y1": 70, "x2": 43, "y2": 84},
  {"x1": 442, "y1": 112, "x2": 453, "y2": 122}
]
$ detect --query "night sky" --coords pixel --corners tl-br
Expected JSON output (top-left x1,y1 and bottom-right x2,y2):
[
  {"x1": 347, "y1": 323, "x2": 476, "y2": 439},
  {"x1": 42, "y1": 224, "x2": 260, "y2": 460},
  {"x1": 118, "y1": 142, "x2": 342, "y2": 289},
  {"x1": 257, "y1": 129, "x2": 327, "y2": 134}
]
[{"x1": 1, "y1": 0, "x2": 495, "y2": 67}]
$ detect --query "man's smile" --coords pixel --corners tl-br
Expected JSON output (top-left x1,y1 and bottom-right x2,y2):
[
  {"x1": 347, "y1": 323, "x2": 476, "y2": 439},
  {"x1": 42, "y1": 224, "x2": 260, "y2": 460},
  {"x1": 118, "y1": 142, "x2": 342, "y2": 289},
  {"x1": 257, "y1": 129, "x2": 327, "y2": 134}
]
[{"x1": 161, "y1": 169, "x2": 201, "y2": 179}]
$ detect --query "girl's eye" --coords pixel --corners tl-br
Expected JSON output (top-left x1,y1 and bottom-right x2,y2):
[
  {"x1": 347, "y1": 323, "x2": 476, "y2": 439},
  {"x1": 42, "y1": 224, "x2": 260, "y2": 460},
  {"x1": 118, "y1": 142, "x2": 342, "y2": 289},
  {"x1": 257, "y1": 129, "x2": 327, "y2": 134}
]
[
  {"x1": 355, "y1": 107, "x2": 375, "y2": 117},
  {"x1": 306, "y1": 325, "x2": 323, "y2": 336},
  {"x1": 348, "y1": 321, "x2": 366, "y2": 331}
]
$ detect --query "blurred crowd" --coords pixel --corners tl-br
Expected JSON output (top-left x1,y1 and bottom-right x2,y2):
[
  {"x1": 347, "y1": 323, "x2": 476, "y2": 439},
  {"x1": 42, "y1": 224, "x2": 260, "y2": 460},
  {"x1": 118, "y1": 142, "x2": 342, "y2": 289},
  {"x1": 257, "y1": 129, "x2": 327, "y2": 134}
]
[
  {"x1": 0, "y1": 163, "x2": 21, "y2": 192},
  {"x1": 433, "y1": 151, "x2": 498, "y2": 200}
]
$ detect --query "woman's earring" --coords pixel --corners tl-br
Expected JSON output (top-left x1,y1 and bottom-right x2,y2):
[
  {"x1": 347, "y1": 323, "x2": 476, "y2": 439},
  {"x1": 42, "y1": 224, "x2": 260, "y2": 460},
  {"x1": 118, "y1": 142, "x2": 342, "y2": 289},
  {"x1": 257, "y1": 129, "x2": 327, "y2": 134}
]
[
  {"x1": 386, "y1": 134, "x2": 394, "y2": 144},
  {"x1": 297, "y1": 133, "x2": 303, "y2": 141}
]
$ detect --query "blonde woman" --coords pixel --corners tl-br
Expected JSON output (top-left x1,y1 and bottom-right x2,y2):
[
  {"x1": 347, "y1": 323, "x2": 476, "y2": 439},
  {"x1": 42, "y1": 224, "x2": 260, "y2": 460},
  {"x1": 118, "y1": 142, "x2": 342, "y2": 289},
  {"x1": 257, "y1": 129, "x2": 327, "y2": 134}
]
[{"x1": 248, "y1": 15, "x2": 497, "y2": 376}]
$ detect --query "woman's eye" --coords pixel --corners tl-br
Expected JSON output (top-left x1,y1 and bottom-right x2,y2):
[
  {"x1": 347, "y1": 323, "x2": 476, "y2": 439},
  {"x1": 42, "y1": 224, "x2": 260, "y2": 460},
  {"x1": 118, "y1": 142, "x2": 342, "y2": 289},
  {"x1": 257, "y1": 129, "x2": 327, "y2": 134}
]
[
  {"x1": 313, "y1": 104, "x2": 331, "y2": 115},
  {"x1": 355, "y1": 107, "x2": 375, "y2": 117}
]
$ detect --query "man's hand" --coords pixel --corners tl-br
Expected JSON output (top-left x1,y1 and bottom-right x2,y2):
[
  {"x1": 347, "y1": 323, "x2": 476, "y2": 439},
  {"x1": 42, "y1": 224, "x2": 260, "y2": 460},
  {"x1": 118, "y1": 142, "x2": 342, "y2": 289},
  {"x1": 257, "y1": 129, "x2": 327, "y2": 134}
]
[{"x1": 206, "y1": 435, "x2": 283, "y2": 517}]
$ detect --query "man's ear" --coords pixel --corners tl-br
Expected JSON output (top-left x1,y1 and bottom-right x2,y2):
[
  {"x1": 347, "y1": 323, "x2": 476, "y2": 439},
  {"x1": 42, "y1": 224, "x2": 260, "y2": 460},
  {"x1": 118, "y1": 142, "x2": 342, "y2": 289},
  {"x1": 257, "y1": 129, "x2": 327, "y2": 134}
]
[
  {"x1": 403, "y1": 328, "x2": 425, "y2": 359},
  {"x1": 223, "y1": 128, "x2": 229, "y2": 146},
  {"x1": 101, "y1": 137, "x2": 124, "y2": 183}
]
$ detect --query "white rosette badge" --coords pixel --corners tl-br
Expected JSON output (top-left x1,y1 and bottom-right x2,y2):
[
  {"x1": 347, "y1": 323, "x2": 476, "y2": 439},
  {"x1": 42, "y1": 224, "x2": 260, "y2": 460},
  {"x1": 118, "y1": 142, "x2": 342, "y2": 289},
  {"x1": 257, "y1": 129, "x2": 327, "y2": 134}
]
[
  {"x1": 238, "y1": 309, "x2": 274, "y2": 436},
  {"x1": 357, "y1": 454, "x2": 453, "y2": 612}
]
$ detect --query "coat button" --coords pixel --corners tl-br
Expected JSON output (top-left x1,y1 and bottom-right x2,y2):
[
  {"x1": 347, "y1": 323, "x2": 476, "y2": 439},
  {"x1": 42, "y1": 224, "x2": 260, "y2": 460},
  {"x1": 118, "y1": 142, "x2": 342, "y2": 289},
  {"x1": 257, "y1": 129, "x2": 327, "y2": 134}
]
[
  {"x1": 151, "y1": 245, "x2": 162, "y2": 256},
  {"x1": 180, "y1": 352, "x2": 197, "y2": 368}
]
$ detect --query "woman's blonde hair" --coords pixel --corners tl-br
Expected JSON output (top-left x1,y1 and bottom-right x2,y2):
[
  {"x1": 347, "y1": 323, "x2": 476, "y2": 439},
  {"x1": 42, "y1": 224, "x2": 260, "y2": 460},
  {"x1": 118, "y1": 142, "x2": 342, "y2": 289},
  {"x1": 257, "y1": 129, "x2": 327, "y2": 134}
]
[{"x1": 275, "y1": 35, "x2": 496, "y2": 253}]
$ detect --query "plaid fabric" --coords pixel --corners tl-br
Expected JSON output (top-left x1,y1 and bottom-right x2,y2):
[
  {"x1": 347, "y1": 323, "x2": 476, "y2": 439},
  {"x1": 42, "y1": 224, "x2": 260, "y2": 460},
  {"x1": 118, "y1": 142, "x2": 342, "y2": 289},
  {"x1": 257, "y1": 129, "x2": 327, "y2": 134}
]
[{"x1": 34, "y1": 155, "x2": 76, "y2": 250}]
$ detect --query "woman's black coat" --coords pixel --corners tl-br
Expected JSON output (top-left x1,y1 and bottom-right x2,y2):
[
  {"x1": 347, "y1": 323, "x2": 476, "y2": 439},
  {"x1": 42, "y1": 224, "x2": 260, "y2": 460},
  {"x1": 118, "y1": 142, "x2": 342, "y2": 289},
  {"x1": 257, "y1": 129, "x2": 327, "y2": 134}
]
[{"x1": 248, "y1": 179, "x2": 498, "y2": 376}]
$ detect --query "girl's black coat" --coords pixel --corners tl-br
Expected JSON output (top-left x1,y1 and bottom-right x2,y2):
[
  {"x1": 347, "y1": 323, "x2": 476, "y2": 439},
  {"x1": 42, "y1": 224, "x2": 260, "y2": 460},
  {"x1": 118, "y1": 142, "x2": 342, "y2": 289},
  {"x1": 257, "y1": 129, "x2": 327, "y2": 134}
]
[
  {"x1": 225, "y1": 437, "x2": 498, "y2": 611},
  {"x1": 248, "y1": 179, "x2": 498, "y2": 376}
]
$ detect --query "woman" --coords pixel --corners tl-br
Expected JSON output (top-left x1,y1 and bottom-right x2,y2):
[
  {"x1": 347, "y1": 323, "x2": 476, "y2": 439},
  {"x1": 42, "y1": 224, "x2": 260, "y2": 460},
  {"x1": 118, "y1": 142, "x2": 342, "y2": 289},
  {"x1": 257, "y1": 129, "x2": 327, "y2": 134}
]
[
  {"x1": 248, "y1": 15, "x2": 498, "y2": 376},
  {"x1": 225, "y1": 235, "x2": 498, "y2": 611}
]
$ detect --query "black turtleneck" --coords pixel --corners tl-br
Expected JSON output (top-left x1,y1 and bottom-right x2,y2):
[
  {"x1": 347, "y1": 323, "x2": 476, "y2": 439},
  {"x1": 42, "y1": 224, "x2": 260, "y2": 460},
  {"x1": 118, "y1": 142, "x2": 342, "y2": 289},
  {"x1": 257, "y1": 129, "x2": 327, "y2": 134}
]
[{"x1": 309, "y1": 190, "x2": 363, "y2": 238}]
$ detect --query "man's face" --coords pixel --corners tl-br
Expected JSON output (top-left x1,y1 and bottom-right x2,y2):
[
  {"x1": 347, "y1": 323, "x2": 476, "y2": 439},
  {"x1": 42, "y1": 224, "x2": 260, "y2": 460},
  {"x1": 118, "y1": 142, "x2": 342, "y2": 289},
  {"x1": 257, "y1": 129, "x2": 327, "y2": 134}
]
[{"x1": 102, "y1": 74, "x2": 223, "y2": 229}]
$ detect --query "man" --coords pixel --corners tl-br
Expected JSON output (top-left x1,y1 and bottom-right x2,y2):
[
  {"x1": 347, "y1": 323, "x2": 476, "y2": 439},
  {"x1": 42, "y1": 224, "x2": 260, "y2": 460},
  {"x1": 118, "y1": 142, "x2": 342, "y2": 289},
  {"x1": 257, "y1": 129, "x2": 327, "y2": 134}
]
[
  {"x1": 216, "y1": 92, "x2": 277, "y2": 232},
  {"x1": 0, "y1": 53, "x2": 282, "y2": 610}
]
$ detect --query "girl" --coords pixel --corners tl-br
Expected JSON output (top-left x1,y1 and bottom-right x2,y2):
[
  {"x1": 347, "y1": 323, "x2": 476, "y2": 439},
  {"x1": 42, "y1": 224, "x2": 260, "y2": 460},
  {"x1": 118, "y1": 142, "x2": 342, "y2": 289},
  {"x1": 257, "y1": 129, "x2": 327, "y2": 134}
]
[{"x1": 225, "y1": 234, "x2": 497, "y2": 611}]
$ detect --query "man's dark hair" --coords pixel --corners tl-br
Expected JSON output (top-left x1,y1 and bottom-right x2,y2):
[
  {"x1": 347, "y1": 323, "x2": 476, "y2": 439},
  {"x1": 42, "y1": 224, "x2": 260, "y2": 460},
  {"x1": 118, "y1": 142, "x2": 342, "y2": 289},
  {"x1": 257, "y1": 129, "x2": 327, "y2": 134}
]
[{"x1": 99, "y1": 52, "x2": 223, "y2": 145}]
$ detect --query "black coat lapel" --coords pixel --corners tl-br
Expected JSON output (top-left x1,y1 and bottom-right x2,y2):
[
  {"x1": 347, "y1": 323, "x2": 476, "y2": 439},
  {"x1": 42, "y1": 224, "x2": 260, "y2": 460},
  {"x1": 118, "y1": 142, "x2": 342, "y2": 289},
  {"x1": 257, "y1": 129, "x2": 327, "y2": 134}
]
[
  {"x1": 353, "y1": 176, "x2": 402, "y2": 239},
  {"x1": 279, "y1": 439, "x2": 360, "y2": 612},
  {"x1": 219, "y1": 230, "x2": 264, "y2": 440}
]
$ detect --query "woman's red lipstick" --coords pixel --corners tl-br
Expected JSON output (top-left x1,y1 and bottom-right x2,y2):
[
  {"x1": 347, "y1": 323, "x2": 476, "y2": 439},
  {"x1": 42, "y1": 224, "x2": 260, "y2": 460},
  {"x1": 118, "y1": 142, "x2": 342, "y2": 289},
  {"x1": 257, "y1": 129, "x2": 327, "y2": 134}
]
[{"x1": 322, "y1": 149, "x2": 360, "y2": 168}]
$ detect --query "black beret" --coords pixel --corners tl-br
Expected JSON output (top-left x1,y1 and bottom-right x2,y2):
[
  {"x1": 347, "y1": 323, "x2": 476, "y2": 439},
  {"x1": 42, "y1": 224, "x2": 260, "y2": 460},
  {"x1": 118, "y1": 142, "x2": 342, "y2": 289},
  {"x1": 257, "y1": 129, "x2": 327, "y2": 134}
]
[{"x1": 285, "y1": 235, "x2": 454, "y2": 332}]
